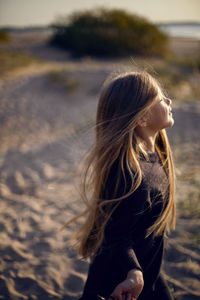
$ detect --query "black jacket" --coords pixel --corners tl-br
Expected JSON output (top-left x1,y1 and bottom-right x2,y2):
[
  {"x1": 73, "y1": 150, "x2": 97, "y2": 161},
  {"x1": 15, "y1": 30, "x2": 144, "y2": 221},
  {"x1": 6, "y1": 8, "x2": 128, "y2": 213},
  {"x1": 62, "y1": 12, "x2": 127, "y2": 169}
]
[{"x1": 79, "y1": 151, "x2": 169, "y2": 300}]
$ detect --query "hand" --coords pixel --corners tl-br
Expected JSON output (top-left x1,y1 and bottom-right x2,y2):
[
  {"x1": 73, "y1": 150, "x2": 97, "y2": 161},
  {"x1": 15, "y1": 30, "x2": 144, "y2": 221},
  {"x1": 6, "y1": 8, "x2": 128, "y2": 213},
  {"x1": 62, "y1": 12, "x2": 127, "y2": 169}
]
[{"x1": 109, "y1": 269, "x2": 144, "y2": 300}]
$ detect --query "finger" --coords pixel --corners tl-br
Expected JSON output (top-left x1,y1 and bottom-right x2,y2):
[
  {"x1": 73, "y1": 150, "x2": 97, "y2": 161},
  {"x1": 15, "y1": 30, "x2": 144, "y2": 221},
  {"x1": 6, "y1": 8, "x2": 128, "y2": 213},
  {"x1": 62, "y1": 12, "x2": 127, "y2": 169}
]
[
  {"x1": 110, "y1": 294, "x2": 122, "y2": 300},
  {"x1": 110, "y1": 290, "x2": 123, "y2": 300},
  {"x1": 126, "y1": 293, "x2": 132, "y2": 300},
  {"x1": 121, "y1": 293, "x2": 128, "y2": 300},
  {"x1": 122, "y1": 293, "x2": 126, "y2": 300}
]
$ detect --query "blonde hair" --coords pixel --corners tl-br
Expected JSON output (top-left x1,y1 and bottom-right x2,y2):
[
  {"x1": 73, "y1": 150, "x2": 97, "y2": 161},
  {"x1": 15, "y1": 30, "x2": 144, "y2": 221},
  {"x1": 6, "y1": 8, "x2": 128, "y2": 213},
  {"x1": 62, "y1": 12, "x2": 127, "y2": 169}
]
[{"x1": 71, "y1": 71, "x2": 175, "y2": 260}]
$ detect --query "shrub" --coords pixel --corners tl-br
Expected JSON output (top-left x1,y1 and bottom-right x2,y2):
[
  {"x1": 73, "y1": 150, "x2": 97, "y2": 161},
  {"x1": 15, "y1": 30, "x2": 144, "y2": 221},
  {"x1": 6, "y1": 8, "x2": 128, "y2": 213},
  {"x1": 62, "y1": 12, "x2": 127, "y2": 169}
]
[
  {"x1": 0, "y1": 30, "x2": 10, "y2": 43},
  {"x1": 50, "y1": 8, "x2": 169, "y2": 57}
]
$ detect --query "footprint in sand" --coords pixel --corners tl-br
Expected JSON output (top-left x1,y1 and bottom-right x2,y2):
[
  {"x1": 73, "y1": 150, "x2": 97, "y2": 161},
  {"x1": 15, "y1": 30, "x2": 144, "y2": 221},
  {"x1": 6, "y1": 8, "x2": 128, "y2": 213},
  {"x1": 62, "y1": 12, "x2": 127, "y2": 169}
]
[
  {"x1": 73, "y1": 259, "x2": 89, "y2": 274},
  {"x1": 65, "y1": 273, "x2": 84, "y2": 294}
]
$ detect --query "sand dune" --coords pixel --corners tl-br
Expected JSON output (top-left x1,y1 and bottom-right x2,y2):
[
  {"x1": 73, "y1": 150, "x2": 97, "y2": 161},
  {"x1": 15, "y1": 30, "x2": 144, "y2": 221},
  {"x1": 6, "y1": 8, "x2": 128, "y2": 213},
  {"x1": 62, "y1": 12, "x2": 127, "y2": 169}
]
[{"x1": 0, "y1": 34, "x2": 200, "y2": 299}]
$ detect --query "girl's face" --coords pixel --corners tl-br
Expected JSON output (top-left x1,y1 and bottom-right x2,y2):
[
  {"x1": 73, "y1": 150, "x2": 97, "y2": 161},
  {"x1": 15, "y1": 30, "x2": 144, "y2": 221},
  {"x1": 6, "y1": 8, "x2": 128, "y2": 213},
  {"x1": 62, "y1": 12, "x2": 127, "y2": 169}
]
[{"x1": 145, "y1": 90, "x2": 174, "y2": 132}]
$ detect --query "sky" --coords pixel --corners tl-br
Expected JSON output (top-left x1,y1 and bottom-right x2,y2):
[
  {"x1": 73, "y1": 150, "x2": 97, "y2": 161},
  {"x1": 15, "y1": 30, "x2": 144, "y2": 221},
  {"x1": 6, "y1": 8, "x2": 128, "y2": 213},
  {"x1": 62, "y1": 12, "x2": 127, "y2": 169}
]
[{"x1": 0, "y1": 0, "x2": 200, "y2": 27}]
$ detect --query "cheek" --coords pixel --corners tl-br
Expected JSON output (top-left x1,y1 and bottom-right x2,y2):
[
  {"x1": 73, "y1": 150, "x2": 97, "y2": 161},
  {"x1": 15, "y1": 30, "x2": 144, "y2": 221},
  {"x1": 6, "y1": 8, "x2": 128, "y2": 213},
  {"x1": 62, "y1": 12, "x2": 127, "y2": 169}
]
[
  {"x1": 156, "y1": 105, "x2": 168, "y2": 119},
  {"x1": 148, "y1": 107, "x2": 168, "y2": 128}
]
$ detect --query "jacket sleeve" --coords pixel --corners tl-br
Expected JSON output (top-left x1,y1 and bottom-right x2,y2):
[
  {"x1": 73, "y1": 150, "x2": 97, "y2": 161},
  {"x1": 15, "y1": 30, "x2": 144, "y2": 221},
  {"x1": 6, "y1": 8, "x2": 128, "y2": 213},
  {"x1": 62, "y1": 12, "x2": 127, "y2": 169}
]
[{"x1": 101, "y1": 162, "x2": 148, "y2": 274}]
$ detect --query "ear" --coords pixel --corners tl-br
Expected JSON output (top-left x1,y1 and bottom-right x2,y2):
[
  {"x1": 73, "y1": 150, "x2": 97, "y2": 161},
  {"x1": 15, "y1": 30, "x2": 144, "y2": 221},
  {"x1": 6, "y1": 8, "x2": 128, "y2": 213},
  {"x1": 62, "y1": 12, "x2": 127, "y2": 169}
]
[{"x1": 136, "y1": 117, "x2": 147, "y2": 127}]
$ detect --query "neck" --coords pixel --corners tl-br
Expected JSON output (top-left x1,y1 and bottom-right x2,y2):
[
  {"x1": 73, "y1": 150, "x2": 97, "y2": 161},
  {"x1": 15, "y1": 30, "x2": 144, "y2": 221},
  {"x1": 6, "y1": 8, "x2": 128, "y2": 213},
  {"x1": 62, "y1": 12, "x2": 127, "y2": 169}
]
[{"x1": 136, "y1": 128, "x2": 157, "y2": 153}]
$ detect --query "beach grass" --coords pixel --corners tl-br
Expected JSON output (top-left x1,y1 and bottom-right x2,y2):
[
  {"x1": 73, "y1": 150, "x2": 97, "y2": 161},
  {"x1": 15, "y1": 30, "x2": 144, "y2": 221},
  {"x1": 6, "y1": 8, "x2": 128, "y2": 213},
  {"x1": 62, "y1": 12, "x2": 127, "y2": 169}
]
[
  {"x1": 0, "y1": 30, "x2": 11, "y2": 43},
  {"x1": 152, "y1": 55, "x2": 200, "y2": 101},
  {"x1": 0, "y1": 49, "x2": 43, "y2": 77},
  {"x1": 46, "y1": 70, "x2": 81, "y2": 93},
  {"x1": 1, "y1": 39, "x2": 199, "y2": 101}
]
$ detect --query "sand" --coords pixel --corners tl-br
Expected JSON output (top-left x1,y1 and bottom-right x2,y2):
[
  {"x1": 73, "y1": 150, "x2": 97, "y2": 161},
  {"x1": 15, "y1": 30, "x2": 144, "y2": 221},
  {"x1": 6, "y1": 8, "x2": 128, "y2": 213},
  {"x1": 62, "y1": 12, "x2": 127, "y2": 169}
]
[{"x1": 0, "y1": 32, "x2": 200, "y2": 300}]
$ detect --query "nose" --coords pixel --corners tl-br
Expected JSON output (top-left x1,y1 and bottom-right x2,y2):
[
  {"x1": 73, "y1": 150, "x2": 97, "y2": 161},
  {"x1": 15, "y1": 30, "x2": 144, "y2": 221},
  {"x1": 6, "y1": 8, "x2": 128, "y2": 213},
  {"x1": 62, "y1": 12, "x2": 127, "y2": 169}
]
[{"x1": 165, "y1": 98, "x2": 172, "y2": 106}]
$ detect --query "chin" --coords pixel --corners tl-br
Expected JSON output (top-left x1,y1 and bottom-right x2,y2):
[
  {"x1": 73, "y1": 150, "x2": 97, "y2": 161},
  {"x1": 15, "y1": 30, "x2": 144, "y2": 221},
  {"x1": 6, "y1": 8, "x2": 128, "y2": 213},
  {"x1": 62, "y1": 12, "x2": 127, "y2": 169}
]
[
  {"x1": 170, "y1": 116, "x2": 175, "y2": 126},
  {"x1": 166, "y1": 119, "x2": 174, "y2": 128},
  {"x1": 162, "y1": 118, "x2": 174, "y2": 129}
]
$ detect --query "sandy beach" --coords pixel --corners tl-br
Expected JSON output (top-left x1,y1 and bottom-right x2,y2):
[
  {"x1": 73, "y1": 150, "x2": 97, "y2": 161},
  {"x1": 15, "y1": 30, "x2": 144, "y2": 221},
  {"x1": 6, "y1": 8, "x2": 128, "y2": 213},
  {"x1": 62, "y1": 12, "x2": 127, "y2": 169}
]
[{"x1": 0, "y1": 31, "x2": 200, "y2": 299}]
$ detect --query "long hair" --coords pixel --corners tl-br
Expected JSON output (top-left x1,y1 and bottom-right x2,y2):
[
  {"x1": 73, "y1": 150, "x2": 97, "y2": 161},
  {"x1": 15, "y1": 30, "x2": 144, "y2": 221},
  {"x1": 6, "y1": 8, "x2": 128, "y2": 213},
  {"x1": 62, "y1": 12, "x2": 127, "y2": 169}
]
[{"x1": 72, "y1": 71, "x2": 175, "y2": 260}]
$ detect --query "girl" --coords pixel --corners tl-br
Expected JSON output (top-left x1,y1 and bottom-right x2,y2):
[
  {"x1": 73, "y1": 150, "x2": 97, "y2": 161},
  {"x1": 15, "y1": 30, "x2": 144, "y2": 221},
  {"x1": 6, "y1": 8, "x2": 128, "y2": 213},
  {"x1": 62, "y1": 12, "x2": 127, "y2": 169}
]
[{"x1": 75, "y1": 71, "x2": 175, "y2": 300}]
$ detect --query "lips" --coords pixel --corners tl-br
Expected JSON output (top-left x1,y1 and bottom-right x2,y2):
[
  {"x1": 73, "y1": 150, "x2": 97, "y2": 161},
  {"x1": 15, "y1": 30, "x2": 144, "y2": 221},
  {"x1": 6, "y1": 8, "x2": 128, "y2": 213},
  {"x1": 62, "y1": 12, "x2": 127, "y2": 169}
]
[{"x1": 169, "y1": 110, "x2": 173, "y2": 117}]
